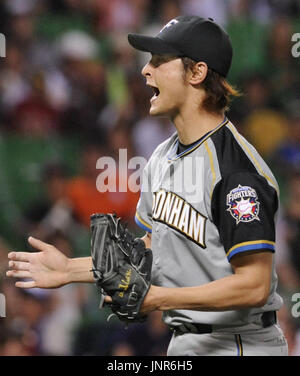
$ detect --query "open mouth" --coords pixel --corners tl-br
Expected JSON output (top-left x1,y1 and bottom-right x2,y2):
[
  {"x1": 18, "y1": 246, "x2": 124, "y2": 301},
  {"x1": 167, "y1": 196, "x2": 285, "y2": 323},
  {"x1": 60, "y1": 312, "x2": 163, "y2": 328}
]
[{"x1": 149, "y1": 85, "x2": 160, "y2": 101}]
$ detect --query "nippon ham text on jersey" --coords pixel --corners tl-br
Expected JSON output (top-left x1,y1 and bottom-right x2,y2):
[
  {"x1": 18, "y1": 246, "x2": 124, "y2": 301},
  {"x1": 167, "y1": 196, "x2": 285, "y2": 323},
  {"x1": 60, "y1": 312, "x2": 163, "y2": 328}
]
[{"x1": 152, "y1": 189, "x2": 206, "y2": 248}]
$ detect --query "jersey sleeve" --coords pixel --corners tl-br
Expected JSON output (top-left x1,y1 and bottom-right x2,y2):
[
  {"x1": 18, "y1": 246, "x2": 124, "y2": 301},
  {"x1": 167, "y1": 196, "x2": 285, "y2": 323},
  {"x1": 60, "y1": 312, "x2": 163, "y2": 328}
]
[
  {"x1": 135, "y1": 161, "x2": 153, "y2": 233},
  {"x1": 211, "y1": 171, "x2": 279, "y2": 262}
]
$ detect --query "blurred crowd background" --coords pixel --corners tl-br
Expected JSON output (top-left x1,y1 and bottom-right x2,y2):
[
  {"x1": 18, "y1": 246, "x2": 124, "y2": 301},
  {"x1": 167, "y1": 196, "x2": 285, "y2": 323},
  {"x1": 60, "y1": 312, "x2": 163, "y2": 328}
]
[{"x1": 0, "y1": 0, "x2": 300, "y2": 356}]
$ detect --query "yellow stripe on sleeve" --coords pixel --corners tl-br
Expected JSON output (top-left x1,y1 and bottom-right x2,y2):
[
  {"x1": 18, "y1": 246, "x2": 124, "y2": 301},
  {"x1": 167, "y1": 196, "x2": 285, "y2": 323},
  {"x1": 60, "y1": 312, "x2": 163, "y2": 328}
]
[
  {"x1": 135, "y1": 212, "x2": 152, "y2": 230},
  {"x1": 226, "y1": 240, "x2": 275, "y2": 258},
  {"x1": 227, "y1": 122, "x2": 279, "y2": 194},
  {"x1": 204, "y1": 140, "x2": 216, "y2": 200}
]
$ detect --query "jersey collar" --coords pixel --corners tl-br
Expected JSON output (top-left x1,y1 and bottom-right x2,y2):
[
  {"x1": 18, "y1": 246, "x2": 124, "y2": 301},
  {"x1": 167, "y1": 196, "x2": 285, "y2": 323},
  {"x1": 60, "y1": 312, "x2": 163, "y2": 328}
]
[{"x1": 167, "y1": 117, "x2": 229, "y2": 161}]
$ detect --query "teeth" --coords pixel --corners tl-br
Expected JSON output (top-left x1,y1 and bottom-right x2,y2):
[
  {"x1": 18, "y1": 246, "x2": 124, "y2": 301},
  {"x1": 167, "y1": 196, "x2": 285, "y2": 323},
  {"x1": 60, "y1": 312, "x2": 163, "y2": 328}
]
[
  {"x1": 153, "y1": 87, "x2": 159, "y2": 95},
  {"x1": 149, "y1": 85, "x2": 159, "y2": 96}
]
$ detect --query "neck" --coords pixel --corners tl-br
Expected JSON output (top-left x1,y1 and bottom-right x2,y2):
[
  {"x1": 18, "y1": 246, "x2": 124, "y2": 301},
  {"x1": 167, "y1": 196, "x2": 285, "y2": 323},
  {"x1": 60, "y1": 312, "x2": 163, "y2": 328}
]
[{"x1": 171, "y1": 102, "x2": 225, "y2": 145}]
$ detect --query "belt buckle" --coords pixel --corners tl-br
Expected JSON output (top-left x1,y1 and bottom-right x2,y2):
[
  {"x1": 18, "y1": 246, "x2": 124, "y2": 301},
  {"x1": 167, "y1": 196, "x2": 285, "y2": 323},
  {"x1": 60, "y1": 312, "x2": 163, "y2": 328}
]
[
  {"x1": 171, "y1": 324, "x2": 194, "y2": 335},
  {"x1": 261, "y1": 311, "x2": 276, "y2": 328},
  {"x1": 184, "y1": 323, "x2": 199, "y2": 334}
]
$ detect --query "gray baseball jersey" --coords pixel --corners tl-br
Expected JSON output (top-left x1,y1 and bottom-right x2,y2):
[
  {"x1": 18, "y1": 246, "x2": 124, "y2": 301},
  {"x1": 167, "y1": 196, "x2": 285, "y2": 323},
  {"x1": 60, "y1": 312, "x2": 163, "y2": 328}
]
[{"x1": 135, "y1": 117, "x2": 283, "y2": 332}]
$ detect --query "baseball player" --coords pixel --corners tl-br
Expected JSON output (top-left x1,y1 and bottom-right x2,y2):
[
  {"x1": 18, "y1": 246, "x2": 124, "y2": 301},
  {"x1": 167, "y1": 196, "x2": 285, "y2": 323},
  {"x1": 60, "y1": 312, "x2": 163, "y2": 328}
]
[{"x1": 7, "y1": 16, "x2": 288, "y2": 356}]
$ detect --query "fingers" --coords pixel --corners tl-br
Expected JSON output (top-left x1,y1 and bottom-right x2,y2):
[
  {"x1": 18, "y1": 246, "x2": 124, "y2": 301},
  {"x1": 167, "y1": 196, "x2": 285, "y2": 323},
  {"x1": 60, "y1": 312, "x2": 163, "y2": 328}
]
[
  {"x1": 8, "y1": 251, "x2": 31, "y2": 262},
  {"x1": 8, "y1": 237, "x2": 51, "y2": 262},
  {"x1": 6, "y1": 261, "x2": 36, "y2": 288},
  {"x1": 15, "y1": 280, "x2": 36, "y2": 289},
  {"x1": 28, "y1": 236, "x2": 51, "y2": 252},
  {"x1": 8, "y1": 261, "x2": 30, "y2": 271},
  {"x1": 7, "y1": 260, "x2": 31, "y2": 279},
  {"x1": 6, "y1": 270, "x2": 31, "y2": 279},
  {"x1": 104, "y1": 295, "x2": 113, "y2": 304}
]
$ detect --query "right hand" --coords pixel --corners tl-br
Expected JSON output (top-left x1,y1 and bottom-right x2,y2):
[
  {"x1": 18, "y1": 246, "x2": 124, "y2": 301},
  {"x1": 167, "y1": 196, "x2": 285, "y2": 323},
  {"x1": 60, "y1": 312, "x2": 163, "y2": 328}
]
[{"x1": 6, "y1": 237, "x2": 70, "y2": 289}]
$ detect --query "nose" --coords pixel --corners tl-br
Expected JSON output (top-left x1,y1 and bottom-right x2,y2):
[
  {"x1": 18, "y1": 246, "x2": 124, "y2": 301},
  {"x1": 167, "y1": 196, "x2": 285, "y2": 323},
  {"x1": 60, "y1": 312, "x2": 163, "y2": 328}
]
[{"x1": 141, "y1": 62, "x2": 152, "y2": 78}]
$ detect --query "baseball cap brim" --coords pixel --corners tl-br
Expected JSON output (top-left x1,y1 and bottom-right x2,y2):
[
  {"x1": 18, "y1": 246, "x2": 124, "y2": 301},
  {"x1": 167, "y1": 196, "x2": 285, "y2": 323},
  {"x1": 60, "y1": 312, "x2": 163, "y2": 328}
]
[{"x1": 128, "y1": 33, "x2": 182, "y2": 56}]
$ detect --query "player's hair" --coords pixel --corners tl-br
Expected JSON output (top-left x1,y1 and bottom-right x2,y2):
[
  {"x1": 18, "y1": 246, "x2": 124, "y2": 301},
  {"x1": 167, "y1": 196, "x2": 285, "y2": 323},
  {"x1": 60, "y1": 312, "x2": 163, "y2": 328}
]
[{"x1": 181, "y1": 57, "x2": 241, "y2": 114}]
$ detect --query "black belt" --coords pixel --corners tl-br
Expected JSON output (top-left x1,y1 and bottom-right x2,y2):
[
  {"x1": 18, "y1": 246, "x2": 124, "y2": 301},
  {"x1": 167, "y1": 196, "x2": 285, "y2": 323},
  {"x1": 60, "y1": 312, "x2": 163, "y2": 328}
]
[{"x1": 169, "y1": 311, "x2": 277, "y2": 336}]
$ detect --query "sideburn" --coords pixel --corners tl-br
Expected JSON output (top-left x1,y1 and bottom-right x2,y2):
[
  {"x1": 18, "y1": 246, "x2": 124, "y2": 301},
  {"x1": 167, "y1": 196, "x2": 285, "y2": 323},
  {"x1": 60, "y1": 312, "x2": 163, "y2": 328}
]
[{"x1": 181, "y1": 57, "x2": 241, "y2": 114}]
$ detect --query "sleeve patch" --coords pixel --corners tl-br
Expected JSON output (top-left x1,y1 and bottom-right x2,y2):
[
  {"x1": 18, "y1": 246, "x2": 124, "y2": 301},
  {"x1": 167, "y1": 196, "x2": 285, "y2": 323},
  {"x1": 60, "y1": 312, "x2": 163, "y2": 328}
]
[{"x1": 226, "y1": 184, "x2": 260, "y2": 224}]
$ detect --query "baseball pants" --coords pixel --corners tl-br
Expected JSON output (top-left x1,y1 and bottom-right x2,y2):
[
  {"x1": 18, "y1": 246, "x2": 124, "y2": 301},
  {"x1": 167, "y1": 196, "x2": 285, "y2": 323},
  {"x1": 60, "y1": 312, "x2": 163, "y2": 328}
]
[{"x1": 167, "y1": 324, "x2": 288, "y2": 356}]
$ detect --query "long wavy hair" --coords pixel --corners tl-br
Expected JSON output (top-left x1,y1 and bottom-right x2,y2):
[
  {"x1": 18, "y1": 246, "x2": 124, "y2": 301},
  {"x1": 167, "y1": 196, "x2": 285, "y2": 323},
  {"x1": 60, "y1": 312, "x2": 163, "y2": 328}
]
[{"x1": 181, "y1": 57, "x2": 241, "y2": 114}]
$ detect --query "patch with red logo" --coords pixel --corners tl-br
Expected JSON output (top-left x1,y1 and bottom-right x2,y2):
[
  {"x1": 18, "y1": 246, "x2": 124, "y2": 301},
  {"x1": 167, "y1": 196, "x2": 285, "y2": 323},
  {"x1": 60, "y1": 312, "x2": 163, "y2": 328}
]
[{"x1": 226, "y1": 185, "x2": 260, "y2": 224}]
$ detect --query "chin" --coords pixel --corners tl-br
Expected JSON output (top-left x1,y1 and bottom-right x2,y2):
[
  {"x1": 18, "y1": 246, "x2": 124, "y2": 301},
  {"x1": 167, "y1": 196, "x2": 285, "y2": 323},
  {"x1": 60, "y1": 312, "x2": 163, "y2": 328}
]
[
  {"x1": 149, "y1": 103, "x2": 170, "y2": 118},
  {"x1": 149, "y1": 108, "x2": 162, "y2": 117}
]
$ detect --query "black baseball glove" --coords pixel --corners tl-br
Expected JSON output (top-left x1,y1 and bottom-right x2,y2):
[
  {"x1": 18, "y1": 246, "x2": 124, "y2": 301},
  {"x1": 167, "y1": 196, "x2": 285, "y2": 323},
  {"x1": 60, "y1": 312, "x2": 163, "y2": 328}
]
[{"x1": 90, "y1": 213, "x2": 153, "y2": 323}]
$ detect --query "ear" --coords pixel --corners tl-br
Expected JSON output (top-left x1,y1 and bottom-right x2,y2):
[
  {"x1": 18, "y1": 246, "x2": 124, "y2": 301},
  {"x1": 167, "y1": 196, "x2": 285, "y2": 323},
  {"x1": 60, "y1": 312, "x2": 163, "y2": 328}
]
[{"x1": 189, "y1": 62, "x2": 208, "y2": 85}]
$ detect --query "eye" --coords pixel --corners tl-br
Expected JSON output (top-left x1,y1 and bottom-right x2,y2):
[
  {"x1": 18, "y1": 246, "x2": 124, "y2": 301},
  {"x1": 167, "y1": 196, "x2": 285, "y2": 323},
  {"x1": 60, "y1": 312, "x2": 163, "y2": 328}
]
[
  {"x1": 150, "y1": 55, "x2": 177, "y2": 67},
  {"x1": 150, "y1": 56, "x2": 162, "y2": 67}
]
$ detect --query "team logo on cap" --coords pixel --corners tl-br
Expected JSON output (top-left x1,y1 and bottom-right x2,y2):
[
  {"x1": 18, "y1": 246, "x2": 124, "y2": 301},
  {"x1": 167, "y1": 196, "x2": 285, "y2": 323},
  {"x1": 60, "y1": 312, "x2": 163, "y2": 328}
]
[
  {"x1": 226, "y1": 185, "x2": 260, "y2": 224},
  {"x1": 159, "y1": 19, "x2": 179, "y2": 33}
]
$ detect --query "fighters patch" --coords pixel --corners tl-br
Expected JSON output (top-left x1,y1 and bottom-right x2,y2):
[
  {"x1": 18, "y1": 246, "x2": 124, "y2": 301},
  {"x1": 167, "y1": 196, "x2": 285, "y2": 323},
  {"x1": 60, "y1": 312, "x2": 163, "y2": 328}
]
[{"x1": 226, "y1": 185, "x2": 260, "y2": 224}]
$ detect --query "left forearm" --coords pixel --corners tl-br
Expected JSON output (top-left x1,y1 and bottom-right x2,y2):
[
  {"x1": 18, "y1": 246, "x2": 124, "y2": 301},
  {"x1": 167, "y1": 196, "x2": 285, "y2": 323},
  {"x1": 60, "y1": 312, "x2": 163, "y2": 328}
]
[
  {"x1": 147, "y1": 274, "x2": 268, "y2": 312},
  {"x1": 66, "y1": 257, "x2": 94, "y2": 284}
]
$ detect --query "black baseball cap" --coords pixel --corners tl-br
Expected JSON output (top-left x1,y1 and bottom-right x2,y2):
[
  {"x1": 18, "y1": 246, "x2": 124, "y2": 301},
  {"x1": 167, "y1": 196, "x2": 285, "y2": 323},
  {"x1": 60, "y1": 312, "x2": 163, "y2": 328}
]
[{"x1": 128, "y1": 15, "x2": 233, "y2": 77}]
